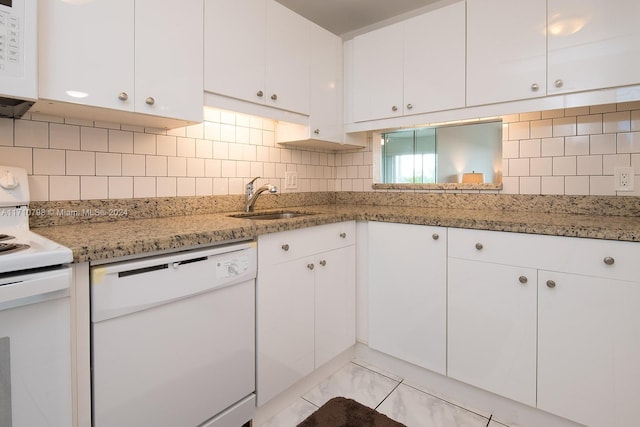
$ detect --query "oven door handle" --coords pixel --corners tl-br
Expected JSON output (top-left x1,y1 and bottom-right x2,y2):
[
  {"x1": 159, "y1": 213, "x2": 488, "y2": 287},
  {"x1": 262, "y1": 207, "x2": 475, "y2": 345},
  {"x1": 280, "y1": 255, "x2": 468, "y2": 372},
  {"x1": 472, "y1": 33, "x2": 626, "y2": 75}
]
[{"x1": 0, "y1": 268, "x2": 71, "y2": 310}]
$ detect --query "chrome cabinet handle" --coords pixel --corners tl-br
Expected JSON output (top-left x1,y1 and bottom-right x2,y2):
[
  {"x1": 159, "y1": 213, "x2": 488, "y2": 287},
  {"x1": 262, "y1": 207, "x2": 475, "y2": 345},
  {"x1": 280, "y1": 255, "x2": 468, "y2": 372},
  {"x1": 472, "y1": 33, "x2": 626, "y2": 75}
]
[
  {"x1": 432, "y1": 233, "x2": 439, "y2": 240},
  {"x1": 314, "y1": 129, "x2": 320, "y2": 135},
  {"x1": 519, "y1": 276, "x2": 528, "y2": 284},
  {"x1": 118, "y1": 92, "x2": 129, "y2": 101},
  {"x1": 604, "y1": 256, "x2": 615, "y2": 265},
  {"x1": 307, "y1": 263, "x2": 314, "y2": 270},
  {"x1": 475, "y1": 243, "x2": 483, "y2": 250},
  {"x1": 145, "y1": 97, "x2": 155, "y2": 105},
  {"x1": 554, "y1": 79, "x2": 564, "y2": 88},
  {"x1": 406, "y1": 103, "x2": 413, "y2": 110},
  {"x1": 339, "y1": 232, "x2": 347, "y2": 239},
  {"x1": 546, "y1": 280, "x2": 556, "y2": 289},
  {"x1": 531, "y1": 83, "x2": 539, "y2": 92},
  {"x1": 319, "y1": 260, "x2": 327, "y2": 267},
  {"x1": 256, "y1": 90, "x2": 264, "y2": 98},
  {"x1": 271, "y1": 94, "x2": 278, "y2": 101},
  {"x1": 391, "y1": 105, "x2": 398, "y2": 112},
  {"x1": 281, "y1": 244, "x2": 290, "y2": 251}
]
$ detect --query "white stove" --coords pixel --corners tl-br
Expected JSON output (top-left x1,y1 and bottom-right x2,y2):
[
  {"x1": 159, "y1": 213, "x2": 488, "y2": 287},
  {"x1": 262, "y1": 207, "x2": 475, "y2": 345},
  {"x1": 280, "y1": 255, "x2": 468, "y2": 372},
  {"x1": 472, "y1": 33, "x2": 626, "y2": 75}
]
[
  {"x1": 0, "y1": 165, "x2": 73, "y2": 427},
  {"x1": 0, "y1": 166, "x2": 72, "y2": 273}
]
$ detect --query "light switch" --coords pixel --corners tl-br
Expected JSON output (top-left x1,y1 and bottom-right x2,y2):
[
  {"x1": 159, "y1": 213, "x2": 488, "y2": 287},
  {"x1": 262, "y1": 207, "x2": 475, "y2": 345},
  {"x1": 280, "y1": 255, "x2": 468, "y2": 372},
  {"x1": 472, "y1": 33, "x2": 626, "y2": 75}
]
[{"x1": 284, "y1": 171, "x2": 297, "y2": 190}]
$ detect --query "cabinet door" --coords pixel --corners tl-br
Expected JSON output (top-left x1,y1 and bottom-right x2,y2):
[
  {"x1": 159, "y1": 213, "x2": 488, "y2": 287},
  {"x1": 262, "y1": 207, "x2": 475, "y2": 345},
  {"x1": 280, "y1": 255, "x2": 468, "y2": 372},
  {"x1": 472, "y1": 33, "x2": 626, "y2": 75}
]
[
  {"x1": 204, "y1": 0, "x2": 266, "y2": 105},
  {"x1": 315, "y1": 246, "x2": 356, "y2": 368},
  {"x1": 256, "y1": 259, "x2": 315, "y2": 406},
  {"x1": 448, "y1": 258, "x2": 537, "y2": 406},
  {"x1": 265, "y1": 0, "x2": 309, "y2": 114},
  {"x1": 369, "y1": 222, "x2": 447, "y2": 375},
  {"x1": 548, "y1": 0, "x2": 640, "y2": 95},
  {"x1": 353, "y1": 23, "x2": 403, "y2": 122},
  {"x1": 38, "y1": 0, "x2": 134, "y2": 111},
  {"x1": 466, "y1": 0, "x2": 546, "y2": 105},
  {"x1": 538, "y1": 271, "x2": 640, "y2": 426},
  {"x1": 403, "y1": 2, "x2": 466, "y2": 115},
  {"x1": 135, "y1": 0, "x2": 203, "y2": 122},
  {"x1": 308, "y1": 23, "x2": 344, "y2": 143}
]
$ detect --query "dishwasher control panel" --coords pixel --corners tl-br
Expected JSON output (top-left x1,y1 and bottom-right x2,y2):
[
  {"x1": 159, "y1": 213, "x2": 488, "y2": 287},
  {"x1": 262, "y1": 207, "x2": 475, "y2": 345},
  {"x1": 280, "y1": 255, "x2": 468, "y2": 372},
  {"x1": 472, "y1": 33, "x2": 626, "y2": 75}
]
[{"x1": 216, "y1": 254, "x2": 251, "y2": 279}]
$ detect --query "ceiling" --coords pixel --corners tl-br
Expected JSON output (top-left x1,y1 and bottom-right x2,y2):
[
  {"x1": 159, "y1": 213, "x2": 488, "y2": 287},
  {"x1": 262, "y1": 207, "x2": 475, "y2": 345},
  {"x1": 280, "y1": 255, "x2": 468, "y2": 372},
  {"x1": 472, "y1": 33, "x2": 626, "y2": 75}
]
[{"x1": 274, "y1": 0, "x2": 443, "y2": 37}]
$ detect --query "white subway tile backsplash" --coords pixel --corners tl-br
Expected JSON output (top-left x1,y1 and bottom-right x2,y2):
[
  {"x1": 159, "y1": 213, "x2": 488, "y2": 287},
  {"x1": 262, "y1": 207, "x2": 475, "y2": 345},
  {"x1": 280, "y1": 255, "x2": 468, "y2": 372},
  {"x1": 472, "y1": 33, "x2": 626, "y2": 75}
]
[
  {"x1": 603, "y1": 111, "x2": 631, "y2": 133},
  {"x1": 81, "y1": 127, "x2": 108, "y2": 152},
  {"x1": 565, "y1": 176, "x2": 590, "y2": 195},
  {"x1": 590, "y1": 133, "x2": 616, "y2": 155},
  {"x1": 50, "y1": 123, "x2": 80, "y2": 150},
  {"x1": 530, "y1": 119, "x2": 552, "y2": 139},
  {"x1": 96, "y1": 152, "x2": 122, "y2": 176},
  {"x1": 66, "y1": 151, "x2": 95, "y2": 175},
  {"x1": 196, "y1": 139, "x2": 213, "y2": 159},
  {"x1": 520, "y1": 139, "x2": 541, "y2": 158},
  {"x1": 552, "y1": 117, "x2": 577, "y2": 137},
  {"x1": 602, "y1": 154, "x2": 630, "y2": 174},
  {"x1": 205, "y1": 159, "x2": 221, "y2": 178},
  {"x1": 109, "y1": 177, "x2": 133, "y2": 199},
  {"x1": 176, "y1": 137, "x2": 196, "y2": 158},
  {"x1": 0, "y1": 118, "x2": 12, "y2": 146},
  {"x1": 157, "y1": 135, "x2": 177, "y2": 156},
  {"x1": 133, "y1": 133, "x2": 156, "y2": 155},
  {"x1": 156, "y1": 177, "x2": 176, "y2": 197},
  {"x1": 565, "y1": 135, "x2": 590, "y2": 156},
  {"x1": 616, "y1": 132, "x2": 640, "y2": 153},
  {"x1": 233, "y1": 160, "x2": 249, "y2": 178},
  {"x1": 176, "y1": 177, "x2": 195, "y2": 196},
  {"x1": 577, "y1": 114, "x2": 603, "y2": 135},
  {"x1": 220, "y1": 123, "x2": 236, "y2": 142},
  {"x1": 228, "y1": 142, "x2": 244, "y2": 161},
  {"x1": 502, "y1": 140, "x2": 519, "y2": 159},
  {"x1": 591, "y1": 104, "x2": 617, "y2": 114},
  {"x1": 28, "y1": 175, "x2": 49, "y2": 201},
  {"x1": 553, "y1": 156, "x2": 577, "y2": 176},
  {"x1": 632, "y1": 110, "x2": 640, "y2": 131},
  {"x1": 108, "y1": 130, "x2": 134, "y2": 153},
  {"x1": 0, "y1": 146, "x2": 32, "y2": 172},
  {"x1": 577, "y1": 155, "x2": 603, "y2": 176},
  {"x1": 541, "y1": 137, "x2": 564, "y2": 157},
  {"x1": 530, "y1": 157, "x2": 552, "y2": 176},
  {"x1": 122, "y1": 154, "x2": 146, "y2": 177},
  {"x1": 50, "y1": 176, "x2": 79, "y2": 201},
  {"x1": 212, "y1": 177, "x2": 229, "y2": 195},
  {"x1": 542, "y1": 109, "x2": 565, "y2": 119},
  {"x1": 590, "y1": 176, "x2": 615, "y2": 195},
  {"x1": 81, "y1": 176, "x2": 108, "y2": 200},
  {"x1": 220, "y1": 160, "x2": 236, "y2": 178},
  {"x1": 34, "y1": 149, "x2": 65, "y2": 175},
  {"x1": 195, "y1": 177, "x2": 213, "y2": 196},
  {"x1": 15, "y1": 119, "x2": 48, "y2": 148},
  {"x1": 167, "y1": 156, "x2": 187, "y2": 177},
  {"x1": 520, "y1": 177, "x2": 541, "y2": 194},
  {"x1": 541, "y1": 176, "x2": 565, "y2": 195},
  {"x1": 146, "y1": 156, "x2": 168, "y2": 177},
  {"x1": 134, "y1": 177, "x2": 156, "y2": 198}
]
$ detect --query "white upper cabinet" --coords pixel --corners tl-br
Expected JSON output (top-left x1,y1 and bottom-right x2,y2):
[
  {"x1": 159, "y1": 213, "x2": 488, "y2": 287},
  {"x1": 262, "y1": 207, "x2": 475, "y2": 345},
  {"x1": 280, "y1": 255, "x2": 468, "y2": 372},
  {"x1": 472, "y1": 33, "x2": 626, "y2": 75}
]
[
  {"x1": 403, "y1": 2, "x2": 466, "y2": 115},
  {"x1": 547, "y1": 0, "x2": 640, "y2": 95},
  {"x1": 38, "y1": 0, "x2": 135, "y2": 113},
  {"x1": 466, "y1": 0, "x2": 547, "y2": 106},
  {"x1": 37, "y1": 0, "x2": 203, "y2": 127},
  {"x1": 204, "y1": 0, "x2": 266, "y2": 108},
  {"x1": 204, "y1": 0, "x2": 309, "y2": 115},
  {"x1": 353, "y1": 22, "x2": 404, "y2": 122},
  {"x1": 134, "y1": 0, "x2": 203, "y2": 122},
  {"x1": 353, "y1": 1, "x2": 466, "y2": 122}
]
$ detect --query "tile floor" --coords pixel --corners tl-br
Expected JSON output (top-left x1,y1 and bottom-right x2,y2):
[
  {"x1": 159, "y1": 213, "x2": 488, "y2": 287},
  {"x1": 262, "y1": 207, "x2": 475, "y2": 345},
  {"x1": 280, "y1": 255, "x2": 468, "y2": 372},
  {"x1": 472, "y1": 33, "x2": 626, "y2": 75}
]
[{"x1": 258, "y1": 360, "x2": 509, "y2": 427}]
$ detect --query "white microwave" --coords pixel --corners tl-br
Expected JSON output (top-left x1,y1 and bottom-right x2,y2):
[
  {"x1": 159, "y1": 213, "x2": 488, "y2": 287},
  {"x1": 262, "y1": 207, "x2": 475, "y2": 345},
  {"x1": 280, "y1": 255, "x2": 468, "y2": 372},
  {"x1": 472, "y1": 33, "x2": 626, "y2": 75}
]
[{"x1": 0, "y1": 0, "x2": 36, "y2": 118}]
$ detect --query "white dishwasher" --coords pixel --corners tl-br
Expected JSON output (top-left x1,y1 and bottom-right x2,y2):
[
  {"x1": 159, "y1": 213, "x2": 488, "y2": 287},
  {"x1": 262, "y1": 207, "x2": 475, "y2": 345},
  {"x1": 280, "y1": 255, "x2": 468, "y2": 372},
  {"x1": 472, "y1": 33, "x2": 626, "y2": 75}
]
[{"x1": 90, "y1": 241, "x2": 257, "y2": 427}]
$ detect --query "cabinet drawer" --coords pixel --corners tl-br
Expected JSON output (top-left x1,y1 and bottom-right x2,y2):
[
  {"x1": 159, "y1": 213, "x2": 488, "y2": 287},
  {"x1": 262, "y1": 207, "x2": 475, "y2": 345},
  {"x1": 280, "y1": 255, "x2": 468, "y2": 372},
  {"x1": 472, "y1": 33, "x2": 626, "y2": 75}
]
[
  {"x1": 258, "y1": 221, "x2": 356, "y2": 266},
  {"x1": 448, "y1": 228, "x2": 640, "y2": 283}
]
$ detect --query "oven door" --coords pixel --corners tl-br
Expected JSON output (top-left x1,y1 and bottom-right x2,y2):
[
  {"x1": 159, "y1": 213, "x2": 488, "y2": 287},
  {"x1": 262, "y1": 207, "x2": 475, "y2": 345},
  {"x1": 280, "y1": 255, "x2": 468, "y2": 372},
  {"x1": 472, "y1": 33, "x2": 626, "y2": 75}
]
[{"x1": 0, "y1": 267, "x2": 72, "y2": 427}]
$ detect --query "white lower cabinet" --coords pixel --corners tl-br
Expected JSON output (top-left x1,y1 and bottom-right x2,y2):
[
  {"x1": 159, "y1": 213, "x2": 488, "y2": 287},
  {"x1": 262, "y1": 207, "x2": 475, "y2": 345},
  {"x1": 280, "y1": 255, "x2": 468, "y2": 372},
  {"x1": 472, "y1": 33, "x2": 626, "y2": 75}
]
[
  {"x1": 368, "y1": 222, "x2": 447, "y2": 374},
  {"x1": 538, "y1": 270, "x2": 640, "y2": 427},
  {"x1": 448, "y1": 258, "x2": 537, "y2": 406},
  {"x1": 256, "y1": 222, "x2": 356, "y2": 405}
]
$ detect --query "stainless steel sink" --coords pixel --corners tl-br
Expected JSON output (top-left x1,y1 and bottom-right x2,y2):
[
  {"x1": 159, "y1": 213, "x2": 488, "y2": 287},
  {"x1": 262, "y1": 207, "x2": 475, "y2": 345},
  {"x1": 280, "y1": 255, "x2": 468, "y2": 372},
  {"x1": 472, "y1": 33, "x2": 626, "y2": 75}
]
[{"x1": 228, "y1": 211, "x2": 316, "y2": 220}]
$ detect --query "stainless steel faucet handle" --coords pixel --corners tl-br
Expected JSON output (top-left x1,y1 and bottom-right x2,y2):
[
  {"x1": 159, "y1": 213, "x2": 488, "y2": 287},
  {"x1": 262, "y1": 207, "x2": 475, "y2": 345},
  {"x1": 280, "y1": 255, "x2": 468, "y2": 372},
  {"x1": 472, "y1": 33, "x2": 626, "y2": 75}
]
[{"x1": 246, "y1": 177, "x2": 260, "y2": 191}]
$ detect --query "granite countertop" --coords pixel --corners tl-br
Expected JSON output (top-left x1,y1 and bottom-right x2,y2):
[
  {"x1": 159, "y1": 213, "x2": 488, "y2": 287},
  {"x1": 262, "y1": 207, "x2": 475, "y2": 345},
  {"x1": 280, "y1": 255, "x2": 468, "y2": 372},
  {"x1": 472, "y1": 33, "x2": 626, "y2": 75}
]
[{"x1": 33, "y1": 203, "x2": 640, "y2": 264}]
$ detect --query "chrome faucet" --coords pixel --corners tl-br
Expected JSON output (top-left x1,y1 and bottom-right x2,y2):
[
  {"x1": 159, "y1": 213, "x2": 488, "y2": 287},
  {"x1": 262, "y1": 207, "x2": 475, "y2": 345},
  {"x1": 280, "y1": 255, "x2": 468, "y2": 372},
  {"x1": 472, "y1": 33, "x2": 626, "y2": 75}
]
[{"x1": 245, "y1": 177, "x2": 278, "y2": 212}]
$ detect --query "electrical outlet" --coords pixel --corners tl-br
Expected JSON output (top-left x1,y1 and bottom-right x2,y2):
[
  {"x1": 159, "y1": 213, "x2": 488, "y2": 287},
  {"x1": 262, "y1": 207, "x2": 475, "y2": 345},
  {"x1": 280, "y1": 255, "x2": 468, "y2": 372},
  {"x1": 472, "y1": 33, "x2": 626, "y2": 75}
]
[
  {"x1": 284, "y1": 171, "x2": 298, "y2": 190},
  {"x1": 614, "y1": 166, "x2": 635, "y2": 191}
]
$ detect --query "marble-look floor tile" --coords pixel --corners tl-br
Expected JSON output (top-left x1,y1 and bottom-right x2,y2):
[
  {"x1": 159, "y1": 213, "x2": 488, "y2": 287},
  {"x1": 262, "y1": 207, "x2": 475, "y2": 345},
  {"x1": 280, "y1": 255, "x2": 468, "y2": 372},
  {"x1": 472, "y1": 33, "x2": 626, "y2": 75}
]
[
  {"x1": 258, "y1": 398, "x2": 318, "y2": 427},
  {"x1": 377, "y1": 383, "x2": 490, "y2": 427},
  {"x1": 302, "y1": 362, "x2": 401, "y2": 409},
  {"x1": 352, "y1": 358, "x2": 404, "y2": 382}
]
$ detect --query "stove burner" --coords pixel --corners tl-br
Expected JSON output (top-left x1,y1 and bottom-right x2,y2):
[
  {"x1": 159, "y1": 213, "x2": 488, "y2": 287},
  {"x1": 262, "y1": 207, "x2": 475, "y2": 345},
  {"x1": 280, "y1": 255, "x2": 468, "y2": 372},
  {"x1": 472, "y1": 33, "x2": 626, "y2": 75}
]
[
  {"x1": 0, "y1": 234, "x2": 14, "y2": 241},
  {"x1": 0, "y1": 243, "x2": 29, "y2": 254}
]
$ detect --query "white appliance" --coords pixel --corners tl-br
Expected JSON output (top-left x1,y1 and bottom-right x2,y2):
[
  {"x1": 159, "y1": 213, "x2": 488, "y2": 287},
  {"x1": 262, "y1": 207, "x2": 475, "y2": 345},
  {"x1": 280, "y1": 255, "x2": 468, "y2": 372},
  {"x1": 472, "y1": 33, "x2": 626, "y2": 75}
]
[
  {"x1": 0, "y1": 0, "x2": 37, "y2": 118},
  {"x1": 91, "y1": 242, "x2": 257, "y2": 427},
  {"x1": 0, "y1": 166, "x2": 73, "y2": 427}
]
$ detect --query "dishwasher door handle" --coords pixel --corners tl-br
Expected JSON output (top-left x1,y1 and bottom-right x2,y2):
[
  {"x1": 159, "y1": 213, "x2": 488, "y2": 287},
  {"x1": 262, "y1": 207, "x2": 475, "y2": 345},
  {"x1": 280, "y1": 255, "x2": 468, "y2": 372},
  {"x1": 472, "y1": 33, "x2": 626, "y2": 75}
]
[{"x1": 172, "y1": 256, "x2": 208, "y2": 269}]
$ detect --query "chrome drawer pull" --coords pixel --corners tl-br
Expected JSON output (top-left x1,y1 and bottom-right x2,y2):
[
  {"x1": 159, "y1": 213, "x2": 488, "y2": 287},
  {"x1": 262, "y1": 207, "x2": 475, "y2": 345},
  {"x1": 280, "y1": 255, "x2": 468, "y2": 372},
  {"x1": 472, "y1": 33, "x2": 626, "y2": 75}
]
[
  {"x1": 519, "y1": 276, "x2": 528, "y2": 284},
  {"x1": 281, "y1": 244, "x2": 290, "y2": 251},
  {"x1": 547, "y1": 280, "x2": 556, "y2": 289},
  {"x1": 604, "y1": 256, "x2": 615, "y2": 266},
  {"x1": 475, "y1": 243, "x2": 483, "y2": 250}
]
